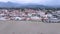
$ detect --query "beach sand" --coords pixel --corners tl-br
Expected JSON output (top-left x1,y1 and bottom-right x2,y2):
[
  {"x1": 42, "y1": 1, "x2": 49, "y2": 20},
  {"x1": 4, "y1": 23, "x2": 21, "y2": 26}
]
[{"x1": 0, "y1": 21, "x2": 60, "y2": 34}]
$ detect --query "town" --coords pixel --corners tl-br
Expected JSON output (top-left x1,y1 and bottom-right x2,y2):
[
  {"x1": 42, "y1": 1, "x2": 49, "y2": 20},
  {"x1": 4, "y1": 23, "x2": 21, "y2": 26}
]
[{"x1": 0, "y1": 8, "x2": 60, "y2": 23}]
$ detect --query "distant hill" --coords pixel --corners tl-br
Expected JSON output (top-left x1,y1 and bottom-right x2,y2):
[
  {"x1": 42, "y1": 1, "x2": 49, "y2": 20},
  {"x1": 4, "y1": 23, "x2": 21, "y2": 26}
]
[
  {"x1": 0, "y1": 2, "x2": 59, "y2": 9},
  {"x1": 0, "y1": 2, "x2": 23, "y2": 8}
]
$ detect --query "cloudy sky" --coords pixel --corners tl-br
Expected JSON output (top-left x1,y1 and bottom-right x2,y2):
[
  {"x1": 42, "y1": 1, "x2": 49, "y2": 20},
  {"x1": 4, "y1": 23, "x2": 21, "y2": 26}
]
[{"x1": 0, "y1": 0, "x2": 59, "y2": 6}]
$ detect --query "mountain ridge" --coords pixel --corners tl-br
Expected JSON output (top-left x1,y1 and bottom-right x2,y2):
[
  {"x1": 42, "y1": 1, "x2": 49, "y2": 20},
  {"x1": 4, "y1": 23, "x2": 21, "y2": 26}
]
[{"x1": 0, "y1": 2, "x2": 60, "y2": 8}]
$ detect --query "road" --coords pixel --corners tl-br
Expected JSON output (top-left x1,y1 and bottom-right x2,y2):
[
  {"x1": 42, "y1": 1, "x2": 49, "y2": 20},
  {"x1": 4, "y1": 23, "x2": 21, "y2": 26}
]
[{"x1": 0, "y1": 21, "x2": 60, "y2": 34}]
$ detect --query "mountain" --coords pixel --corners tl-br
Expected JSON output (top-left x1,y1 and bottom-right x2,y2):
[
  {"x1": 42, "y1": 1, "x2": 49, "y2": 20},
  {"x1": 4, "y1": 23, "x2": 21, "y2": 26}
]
[
  {"x1": 0, "y1": 2, "x2": 23, "y2": 8},
  {"x1": 0, "y1": 2, "x2": 59, "y2": 9}
]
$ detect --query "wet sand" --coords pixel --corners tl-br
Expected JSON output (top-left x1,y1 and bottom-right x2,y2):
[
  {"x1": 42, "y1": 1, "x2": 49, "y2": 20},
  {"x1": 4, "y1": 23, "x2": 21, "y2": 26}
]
[{"x1": 0, "y1": 21, "x2": 60, "y2": 34}]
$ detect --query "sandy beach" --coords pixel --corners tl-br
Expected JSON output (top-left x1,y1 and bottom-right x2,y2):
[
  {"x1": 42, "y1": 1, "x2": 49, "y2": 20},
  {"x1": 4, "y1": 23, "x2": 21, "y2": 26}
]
[{"x1": 0, "y1": 21, "x2": 60, "y2": 34}]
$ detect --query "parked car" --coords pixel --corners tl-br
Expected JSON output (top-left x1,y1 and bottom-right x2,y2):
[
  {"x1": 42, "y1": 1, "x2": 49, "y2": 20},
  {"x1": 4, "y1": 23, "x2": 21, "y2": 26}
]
[
  {"x1": 14, "y1": 16, "x2": 26, "y2": 21},
  {"x1": 47, "y1": 17, "x2": 60, "y2": 23}
]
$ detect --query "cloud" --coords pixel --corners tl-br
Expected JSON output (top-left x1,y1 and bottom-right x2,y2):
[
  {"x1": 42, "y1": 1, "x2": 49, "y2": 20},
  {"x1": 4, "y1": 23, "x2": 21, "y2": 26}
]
[{"x1": 0, "y1": 0, "x2": 9, "y2": 2}]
